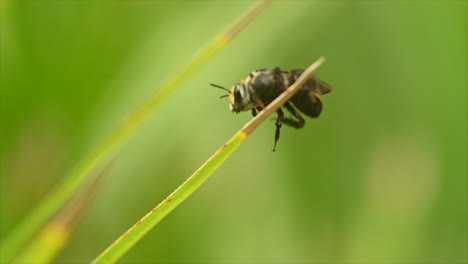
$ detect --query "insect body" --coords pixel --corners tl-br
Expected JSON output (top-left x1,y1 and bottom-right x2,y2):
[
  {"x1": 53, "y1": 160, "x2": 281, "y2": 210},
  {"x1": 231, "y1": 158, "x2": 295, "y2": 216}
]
[{"x1": 211, "y1": 67, "x2": 331, "y2": 151}]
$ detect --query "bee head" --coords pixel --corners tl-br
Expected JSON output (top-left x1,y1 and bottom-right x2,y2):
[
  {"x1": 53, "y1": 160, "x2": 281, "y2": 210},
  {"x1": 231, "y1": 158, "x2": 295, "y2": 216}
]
[
  {"x1": 230, "y1": 83, "x2": 253, "y2": 113},
  {"x1": 211, "y1": 82, "x2": 254, "y2": 113}
]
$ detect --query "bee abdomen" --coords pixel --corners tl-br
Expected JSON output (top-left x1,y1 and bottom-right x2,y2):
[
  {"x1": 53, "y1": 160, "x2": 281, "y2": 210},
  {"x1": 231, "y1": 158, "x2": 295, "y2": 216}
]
[
  {"x1": 288, "y1": 70, "x2": 332, "y2": 95},
  {"x1": 286, "y1": 69, "x2": 331, "y2": 118},
  {"x1": 291, "y1": 92, "x2": 323, "y2": 118}
]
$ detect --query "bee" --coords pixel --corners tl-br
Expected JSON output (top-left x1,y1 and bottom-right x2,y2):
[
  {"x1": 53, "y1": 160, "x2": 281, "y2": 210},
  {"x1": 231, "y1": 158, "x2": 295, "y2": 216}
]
[{"x1": 211, "y1": 67, "x2": 332, "y2": 151}]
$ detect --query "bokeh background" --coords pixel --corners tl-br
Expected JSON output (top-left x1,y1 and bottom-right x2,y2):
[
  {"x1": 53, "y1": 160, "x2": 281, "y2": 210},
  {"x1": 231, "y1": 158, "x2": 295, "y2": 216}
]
[{"x1": 1, "y1": 0, "x2": 467, "y2": 263}]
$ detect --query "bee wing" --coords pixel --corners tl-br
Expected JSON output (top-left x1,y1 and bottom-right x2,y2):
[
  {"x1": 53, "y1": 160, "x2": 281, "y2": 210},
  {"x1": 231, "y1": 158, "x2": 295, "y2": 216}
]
[
  {"x1": 317, "y1": 78, "x2": 332, "y2": 95},
  {"x1": 291, "y1": 92, "x2": 323, "y2": 118}
]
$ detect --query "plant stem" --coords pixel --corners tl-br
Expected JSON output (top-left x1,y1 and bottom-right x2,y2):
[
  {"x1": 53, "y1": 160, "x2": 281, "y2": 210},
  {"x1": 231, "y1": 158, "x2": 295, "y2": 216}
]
[
  {"x1": 92, "y1": 57, "x2": 325, "y2": 264},
  {"x1": 0, "y1": 1, "x2": 273, "y2": 261}
]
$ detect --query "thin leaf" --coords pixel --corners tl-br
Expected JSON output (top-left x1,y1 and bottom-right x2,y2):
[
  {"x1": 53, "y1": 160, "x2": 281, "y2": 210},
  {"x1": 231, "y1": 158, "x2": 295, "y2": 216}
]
[
  {"x1": 92, "y1": 57, "x2": 326, "y2": 264},
  {"x1": 11, "y1": 162, "x2": 111, "y2": 264},
  {"x1": 0, "y1": 1, "x2": 273, "y2": 261}
]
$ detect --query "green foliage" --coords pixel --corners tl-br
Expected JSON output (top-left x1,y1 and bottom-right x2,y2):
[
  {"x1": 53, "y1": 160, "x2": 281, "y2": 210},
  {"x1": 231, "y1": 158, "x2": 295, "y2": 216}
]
[
  {"x1": 92, "y1": 58, "x2": 324, "y2": 264},
  {"x1": 1, "y1": 1, "x2": 466, "y2": 263}
]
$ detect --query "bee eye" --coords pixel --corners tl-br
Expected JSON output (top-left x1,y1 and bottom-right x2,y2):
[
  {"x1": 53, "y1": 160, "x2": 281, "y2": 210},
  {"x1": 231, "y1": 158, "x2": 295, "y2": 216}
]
[{"x1": 234, "y1": 85, "x2": 242, "y2": 100}]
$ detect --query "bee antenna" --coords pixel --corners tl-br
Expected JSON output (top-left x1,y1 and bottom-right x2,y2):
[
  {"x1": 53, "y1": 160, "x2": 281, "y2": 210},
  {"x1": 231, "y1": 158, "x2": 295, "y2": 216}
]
[
  {"x1": 210, "y1": 83, "x2": 231, "y2": 94},
  {"x1": 219, "y1": 94, "x2": 229, "y2": 99}
]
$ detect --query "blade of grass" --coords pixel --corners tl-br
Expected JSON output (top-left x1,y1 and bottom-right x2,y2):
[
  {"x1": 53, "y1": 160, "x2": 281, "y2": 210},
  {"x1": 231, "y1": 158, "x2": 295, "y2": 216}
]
[
  {"x1": 11, "y1": 162, "x2": 112, "y2": 264},
  {"x1": 91, "y1": 57, "x2": 326, "y2": 264},
  {"x1": 0, "y1": 1, "x2": 273, "y2": 261}
]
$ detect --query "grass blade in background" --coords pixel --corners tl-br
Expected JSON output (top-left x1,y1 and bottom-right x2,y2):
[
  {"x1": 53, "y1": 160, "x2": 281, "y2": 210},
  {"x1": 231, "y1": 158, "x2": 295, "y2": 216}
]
[
  {"x1": 92, "y1": 57, "x2": 326, "y2": 264},
  {"x1": 0, "y1": 1, "x2": 273, "y2": 261},
  {"x1": 10, "y1": 162, "x2": 112, "y2": 264}
]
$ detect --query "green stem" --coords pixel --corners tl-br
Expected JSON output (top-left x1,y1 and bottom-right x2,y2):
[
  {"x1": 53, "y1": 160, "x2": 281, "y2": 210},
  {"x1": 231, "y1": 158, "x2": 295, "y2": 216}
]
[
  {"x1": 0, "y1": 1, "x2": 273, "y2": 261},
  {"x1": 92, "y1": 57, "x2": 325, "y2": 264}
]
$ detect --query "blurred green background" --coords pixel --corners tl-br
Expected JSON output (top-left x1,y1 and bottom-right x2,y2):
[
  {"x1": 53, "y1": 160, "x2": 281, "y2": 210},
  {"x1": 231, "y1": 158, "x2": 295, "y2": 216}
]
[{"x1": 1, "y1": 0, "x2": 467, "y2": 263}]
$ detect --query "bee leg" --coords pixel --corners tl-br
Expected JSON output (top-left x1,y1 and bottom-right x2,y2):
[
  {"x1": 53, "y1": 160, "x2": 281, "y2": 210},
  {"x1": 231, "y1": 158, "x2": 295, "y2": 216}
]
[
  {"x1": 273, "y1": 108, "x2": 284, "y2": 152},
  {"x1": 251, "y1": 108, "x2": 257, "y2": 117},
  {"x1": 282, "y1": 102, "x2": 305, "y2": 128}
]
